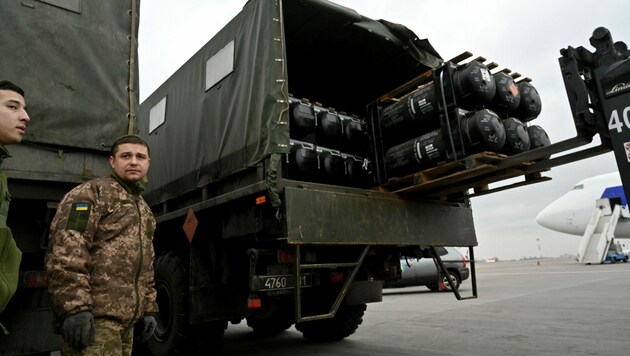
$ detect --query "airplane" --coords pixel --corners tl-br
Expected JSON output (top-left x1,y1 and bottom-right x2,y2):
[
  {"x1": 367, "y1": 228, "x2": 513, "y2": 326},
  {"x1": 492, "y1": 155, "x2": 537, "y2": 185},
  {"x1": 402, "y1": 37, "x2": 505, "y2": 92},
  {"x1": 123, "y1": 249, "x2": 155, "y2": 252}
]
[
  {"x1": 535, "y1": 172, "x2": 630, "y2": 254},
  {"x1": 535, "y1": 172, "x2": 629, "y2": 237}
]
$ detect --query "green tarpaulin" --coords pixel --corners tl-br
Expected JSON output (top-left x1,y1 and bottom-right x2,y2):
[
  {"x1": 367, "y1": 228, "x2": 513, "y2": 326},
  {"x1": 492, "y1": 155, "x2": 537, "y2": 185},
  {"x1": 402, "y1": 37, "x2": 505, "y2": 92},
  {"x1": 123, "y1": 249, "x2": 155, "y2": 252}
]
[
  {"x1": 138, "y1": 0, "x2": 442, "y2": 204},
  {"x1": 0, "y1": 0, "x2": 138, "y2": 151}
]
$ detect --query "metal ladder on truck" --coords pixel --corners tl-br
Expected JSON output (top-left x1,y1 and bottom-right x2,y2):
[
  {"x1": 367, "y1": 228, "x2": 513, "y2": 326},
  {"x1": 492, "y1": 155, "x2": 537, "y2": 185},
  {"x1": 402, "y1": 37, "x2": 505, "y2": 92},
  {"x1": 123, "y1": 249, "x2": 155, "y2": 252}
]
[{"x1": 578, "y1": 198, "x2": 623, "y2": 264}]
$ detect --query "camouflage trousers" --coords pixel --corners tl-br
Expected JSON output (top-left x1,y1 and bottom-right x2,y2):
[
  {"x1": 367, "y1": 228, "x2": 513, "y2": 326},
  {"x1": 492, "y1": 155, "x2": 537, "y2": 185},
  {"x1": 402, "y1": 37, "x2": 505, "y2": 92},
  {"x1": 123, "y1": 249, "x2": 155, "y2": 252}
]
[{"x1": 61, "y1": 318, "x2": 133, "y2": 356}]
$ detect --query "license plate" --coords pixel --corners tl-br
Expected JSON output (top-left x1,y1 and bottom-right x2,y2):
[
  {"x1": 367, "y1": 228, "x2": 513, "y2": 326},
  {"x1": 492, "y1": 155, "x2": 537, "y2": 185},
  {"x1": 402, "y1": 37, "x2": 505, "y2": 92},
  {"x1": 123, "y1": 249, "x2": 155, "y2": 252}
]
[{"x1": 252, "y1": 273, "x2": 312, "y2": 291}]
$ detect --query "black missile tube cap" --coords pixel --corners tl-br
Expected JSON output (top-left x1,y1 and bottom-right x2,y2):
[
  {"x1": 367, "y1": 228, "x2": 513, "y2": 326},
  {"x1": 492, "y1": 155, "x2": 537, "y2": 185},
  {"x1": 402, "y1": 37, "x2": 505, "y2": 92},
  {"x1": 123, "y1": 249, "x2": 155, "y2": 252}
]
[
  {"x1": 462, "y1": 108, "x2": 506, "y2": 151},
  {"x1": 491, "y1": 72, "x2": 521, "y2": 112},
  {"x1": 502, "y1": 117, "x2": 531, "y2": 154},
  {"x1": 289, "y1": 99, "x2": 316, "y2": 139},
  {"x1": 512, "y1": 81, "x2": 542, "y2": 122},
  {"x1": 527, "y1": 125, "x2": 551, "y2": 149},
  {"x1": 453, "y1": 61, "x2": 497, "y2": 105}
]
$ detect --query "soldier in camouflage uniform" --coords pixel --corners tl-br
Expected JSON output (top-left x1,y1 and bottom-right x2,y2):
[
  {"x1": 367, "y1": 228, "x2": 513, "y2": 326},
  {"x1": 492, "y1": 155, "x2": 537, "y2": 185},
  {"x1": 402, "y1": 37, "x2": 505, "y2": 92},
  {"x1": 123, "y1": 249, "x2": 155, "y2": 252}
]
[
  {"x1": 0, "y1": 80, "x2": 29, "y2": 333},
  {"x1": 45, "y1": 135, "x2": 158, "y2": 355}
]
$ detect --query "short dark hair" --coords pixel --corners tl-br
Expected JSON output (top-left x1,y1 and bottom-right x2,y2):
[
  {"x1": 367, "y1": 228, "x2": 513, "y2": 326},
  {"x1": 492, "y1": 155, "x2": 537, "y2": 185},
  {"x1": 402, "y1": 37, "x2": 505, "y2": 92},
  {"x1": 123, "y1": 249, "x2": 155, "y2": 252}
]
[
  {"x1": 110, "y1": 134, "x2": 150, "y2": 157},
  {"x1": 0, "y1": 80, "x2": 25, "y2": 97}
]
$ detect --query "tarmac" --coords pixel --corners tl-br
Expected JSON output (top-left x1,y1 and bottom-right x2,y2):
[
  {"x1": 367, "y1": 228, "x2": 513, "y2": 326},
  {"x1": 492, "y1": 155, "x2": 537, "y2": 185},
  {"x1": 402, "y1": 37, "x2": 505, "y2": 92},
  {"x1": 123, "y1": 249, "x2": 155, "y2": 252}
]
[{"x1": 222, "y1": 258, "x2": 630, "y2": 356}]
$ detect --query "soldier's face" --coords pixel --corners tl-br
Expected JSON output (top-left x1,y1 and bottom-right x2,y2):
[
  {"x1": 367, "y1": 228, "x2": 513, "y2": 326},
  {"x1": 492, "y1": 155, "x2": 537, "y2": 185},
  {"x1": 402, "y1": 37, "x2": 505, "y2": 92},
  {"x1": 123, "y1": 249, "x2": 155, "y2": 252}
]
[
  {"x1": 0, "y1": 89, "x2": 30, "y2": 145},
  {"x1": 109, "y1": 143, "x2": 150, "y2": 183}
]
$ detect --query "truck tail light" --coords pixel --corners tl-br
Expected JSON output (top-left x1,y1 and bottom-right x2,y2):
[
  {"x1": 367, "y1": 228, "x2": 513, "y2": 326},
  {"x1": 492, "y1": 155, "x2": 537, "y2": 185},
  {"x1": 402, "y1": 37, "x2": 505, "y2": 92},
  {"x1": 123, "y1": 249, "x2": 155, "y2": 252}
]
[
  {"x1": 277, "y1": 249, "x2": 295, "y2": 264},
  {"x1": 328, "y1": 272, "x2": 344, "y2": 284},
  {"x1": 461, "y1": 255, "x2": 467, "y2": 268},
  {"x1": 248, "y1": 295, "x2": 262, "y2": 309}
]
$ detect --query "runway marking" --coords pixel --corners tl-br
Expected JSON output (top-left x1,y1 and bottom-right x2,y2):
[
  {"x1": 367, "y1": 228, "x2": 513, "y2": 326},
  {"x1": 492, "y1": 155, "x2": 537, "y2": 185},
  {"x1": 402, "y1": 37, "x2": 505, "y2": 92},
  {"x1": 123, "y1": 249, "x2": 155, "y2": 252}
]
[{"x1": 479, "y1": 269, "x2": 630, "y2": 276}]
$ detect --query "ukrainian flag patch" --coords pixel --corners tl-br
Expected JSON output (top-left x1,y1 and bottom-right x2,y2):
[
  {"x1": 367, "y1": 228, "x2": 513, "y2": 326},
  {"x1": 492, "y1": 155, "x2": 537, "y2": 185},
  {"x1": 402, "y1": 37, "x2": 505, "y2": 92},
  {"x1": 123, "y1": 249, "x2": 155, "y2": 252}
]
[{"x1": 66, "y1": 202, "x2": 92, "y2": 232}]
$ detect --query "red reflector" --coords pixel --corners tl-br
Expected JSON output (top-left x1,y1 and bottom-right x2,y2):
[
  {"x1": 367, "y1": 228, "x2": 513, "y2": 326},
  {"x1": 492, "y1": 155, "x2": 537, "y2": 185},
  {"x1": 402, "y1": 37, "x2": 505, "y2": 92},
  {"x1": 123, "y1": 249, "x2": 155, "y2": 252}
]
[
  {"x1": 248, "y1": 296, "x2": 262, "y2": 309},
  {"x1": 255, "y1": 196, "x2": 266, "y2": 205},
  {"x1": 23, "y1": 271, "x2": 49, "y2": 288},
  {"x1": 329, "y1": 272, "x2": 344, "y2": 284},
  {"x1": 277, "y1": 250, "x2": 295, "y2": 264}
]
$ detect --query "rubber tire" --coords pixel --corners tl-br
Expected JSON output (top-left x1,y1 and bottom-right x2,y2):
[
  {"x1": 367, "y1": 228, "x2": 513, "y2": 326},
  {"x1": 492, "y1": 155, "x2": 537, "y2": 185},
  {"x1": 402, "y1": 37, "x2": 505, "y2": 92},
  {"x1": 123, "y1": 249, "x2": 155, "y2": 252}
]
[
  {"x1": 442, "y1": 271, "x2": 461, "y2": 291},
  {"x1": 246, "y1": 315, "x2": 294, "y2": 336},
  {"x1": 246, "y1": 299, "x2": 294, "y2": 336},
  {"x1": 146, "y1": 252, "x2": 226, "y2": 356},
  {"x1": 427, "y1": 271, "x2": 461, "y2": 291},
  {"x1": 295, "y1": 303, "x2": 366, "y2": 342}
]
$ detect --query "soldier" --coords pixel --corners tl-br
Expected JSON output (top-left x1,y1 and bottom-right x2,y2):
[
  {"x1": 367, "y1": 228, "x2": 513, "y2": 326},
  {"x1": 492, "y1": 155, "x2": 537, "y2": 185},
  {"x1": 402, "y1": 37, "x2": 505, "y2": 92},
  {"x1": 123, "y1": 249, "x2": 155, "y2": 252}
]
[
  {"x1": 45, "y1": 135, "x2": 158, "y2": 355},
  {"x1": 0, "y1": 80, "x2": 29, "y2": 329}
]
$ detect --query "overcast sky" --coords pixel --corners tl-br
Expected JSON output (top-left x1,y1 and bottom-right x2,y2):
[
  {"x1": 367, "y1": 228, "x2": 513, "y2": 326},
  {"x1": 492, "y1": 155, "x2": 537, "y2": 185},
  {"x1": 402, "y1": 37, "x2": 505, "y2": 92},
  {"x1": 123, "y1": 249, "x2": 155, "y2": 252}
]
[{"x1": 138, "y1": 0, "x2": 629, "y2": 260}]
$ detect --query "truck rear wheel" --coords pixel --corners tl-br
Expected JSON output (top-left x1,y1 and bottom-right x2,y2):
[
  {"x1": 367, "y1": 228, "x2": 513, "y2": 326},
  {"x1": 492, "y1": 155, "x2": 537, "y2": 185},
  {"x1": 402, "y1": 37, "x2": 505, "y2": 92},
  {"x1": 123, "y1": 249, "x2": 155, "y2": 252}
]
[
  {"x1": 147, "y1": 252, "x2": 226, "y2": 355},
  {"x1": 246, "y1": 315, "x2": 294, "y2": 335},
  {"x1": 246, "y1": 295, "x2": 294, "y2": 335},
  {"x1": 295, "y1": 303, "x2": 366, "y2": 342}
]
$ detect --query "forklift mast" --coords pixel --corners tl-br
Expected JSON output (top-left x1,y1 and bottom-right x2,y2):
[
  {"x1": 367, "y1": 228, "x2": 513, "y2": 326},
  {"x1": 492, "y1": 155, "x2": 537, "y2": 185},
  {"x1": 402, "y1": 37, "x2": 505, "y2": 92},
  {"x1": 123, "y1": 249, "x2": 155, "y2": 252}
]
[{"x1": 559, "y1": 27, "x2": 630, "y2": 201}]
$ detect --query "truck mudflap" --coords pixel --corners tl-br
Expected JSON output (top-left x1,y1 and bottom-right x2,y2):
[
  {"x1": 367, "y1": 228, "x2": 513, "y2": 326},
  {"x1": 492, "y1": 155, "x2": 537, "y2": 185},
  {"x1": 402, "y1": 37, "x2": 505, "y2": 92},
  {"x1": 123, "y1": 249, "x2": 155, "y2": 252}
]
[
  {"x1": 343, "y1": 280, "x2": 383, "y2": 305},
  {"x1": 283, "y1": 185, "x2": 477, "y2": 246}
]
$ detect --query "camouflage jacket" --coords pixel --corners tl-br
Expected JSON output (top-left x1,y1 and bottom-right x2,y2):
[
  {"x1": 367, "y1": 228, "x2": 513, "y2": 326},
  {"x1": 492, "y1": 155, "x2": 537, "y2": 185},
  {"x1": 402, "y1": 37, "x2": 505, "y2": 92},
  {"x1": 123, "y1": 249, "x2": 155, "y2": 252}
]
[{"x1": 45, "y1": 174, "x2": 158, "y2": 327}]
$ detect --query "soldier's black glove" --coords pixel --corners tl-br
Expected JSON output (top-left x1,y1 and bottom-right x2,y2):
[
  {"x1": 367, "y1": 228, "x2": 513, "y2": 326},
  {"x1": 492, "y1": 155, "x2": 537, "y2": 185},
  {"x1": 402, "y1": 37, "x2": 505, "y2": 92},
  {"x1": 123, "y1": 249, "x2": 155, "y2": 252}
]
[
  {"x1": 61, "y1": 311, "x2": 95, "y2": 349},
  {"x1": 140, "y1": 315, "x2": 157, "y2": 342}
]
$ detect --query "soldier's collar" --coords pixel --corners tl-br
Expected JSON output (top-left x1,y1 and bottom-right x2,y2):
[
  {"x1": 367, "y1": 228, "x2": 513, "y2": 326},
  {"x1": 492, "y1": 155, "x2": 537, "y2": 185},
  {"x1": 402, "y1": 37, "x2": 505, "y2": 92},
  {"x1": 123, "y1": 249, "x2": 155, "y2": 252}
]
[
  {"x1": 0, "y1": 145, "x2": 10, "y2": 166},
  {"x1": 111, "y1": 171, "x2": 145, "y2": 195}
]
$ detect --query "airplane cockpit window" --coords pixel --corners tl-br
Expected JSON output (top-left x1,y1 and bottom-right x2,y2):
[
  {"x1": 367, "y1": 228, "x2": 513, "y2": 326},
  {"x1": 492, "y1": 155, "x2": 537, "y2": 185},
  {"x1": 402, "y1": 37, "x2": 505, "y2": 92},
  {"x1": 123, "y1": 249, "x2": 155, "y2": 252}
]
[{"x1": 571, "y1": 184, "x2": 584, "y2": 190}]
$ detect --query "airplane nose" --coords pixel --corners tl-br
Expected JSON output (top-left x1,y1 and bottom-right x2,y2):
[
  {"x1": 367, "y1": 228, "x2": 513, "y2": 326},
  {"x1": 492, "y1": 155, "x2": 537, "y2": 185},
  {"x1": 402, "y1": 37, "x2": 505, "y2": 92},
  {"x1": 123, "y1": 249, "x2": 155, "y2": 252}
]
[
  {"x1": 535, "y1": 197, "x2": 585, "y2": 235},
  {"x1": 535, "y1": 208, "x2": 551, "y2": 229},
  {"x1": 535, "y1": 203, "x2": 563, "y2": 232}
]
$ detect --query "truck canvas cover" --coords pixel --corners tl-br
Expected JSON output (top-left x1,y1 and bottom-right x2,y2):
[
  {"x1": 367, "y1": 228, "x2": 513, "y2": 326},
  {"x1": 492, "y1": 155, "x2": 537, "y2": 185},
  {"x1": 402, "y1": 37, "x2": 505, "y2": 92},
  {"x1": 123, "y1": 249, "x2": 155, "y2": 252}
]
[
  {"x1": 0, "y1": 0, "x2": 139, "y2": 151},
  {"x1": 138, "y1": 0, "x2": 442, "y2": 204}
]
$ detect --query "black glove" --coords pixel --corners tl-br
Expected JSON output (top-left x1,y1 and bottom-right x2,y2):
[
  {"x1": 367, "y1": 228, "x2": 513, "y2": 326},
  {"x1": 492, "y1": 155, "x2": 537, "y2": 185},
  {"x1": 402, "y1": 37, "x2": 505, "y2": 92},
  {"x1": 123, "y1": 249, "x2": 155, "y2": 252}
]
[
  {"x1": 140, "y1": 315, "x2": 157, "y2": 342},
  {"x1": 61, "y1": 311, "x2": 95, "y2": 349}
]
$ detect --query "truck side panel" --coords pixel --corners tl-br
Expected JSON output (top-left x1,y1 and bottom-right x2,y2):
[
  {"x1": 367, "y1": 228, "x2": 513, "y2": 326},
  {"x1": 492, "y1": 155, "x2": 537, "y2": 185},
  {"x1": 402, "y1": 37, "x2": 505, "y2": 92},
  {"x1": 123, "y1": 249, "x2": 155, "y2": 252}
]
[{"x1": 284, "y1": 186, "x2": 476, "y2": 245}]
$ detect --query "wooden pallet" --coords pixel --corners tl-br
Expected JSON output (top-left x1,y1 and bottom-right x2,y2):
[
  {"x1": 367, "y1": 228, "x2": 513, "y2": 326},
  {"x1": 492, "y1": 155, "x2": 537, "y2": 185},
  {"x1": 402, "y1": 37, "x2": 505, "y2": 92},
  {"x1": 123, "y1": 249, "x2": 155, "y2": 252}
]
[
  {"x1": 376, "y1": 151, "x2": 550, "y2": 200},
  {"x1": 373, "y1": 52, "x2": 548, "y2": 200}
]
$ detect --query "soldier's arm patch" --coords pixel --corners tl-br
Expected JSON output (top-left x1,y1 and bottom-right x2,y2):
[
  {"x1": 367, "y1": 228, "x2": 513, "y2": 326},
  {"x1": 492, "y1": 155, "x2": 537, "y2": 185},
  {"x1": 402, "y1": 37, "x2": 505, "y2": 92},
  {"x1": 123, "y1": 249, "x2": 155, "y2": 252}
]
[{"x1": 65, "y1": 202, "x2": 92, "y2": 232}]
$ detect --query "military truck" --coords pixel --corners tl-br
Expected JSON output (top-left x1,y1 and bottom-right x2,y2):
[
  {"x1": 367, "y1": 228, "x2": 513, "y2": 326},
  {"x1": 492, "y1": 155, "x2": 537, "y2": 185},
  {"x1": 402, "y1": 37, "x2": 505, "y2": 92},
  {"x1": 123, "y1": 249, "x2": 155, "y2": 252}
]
[
  {"x1": 0, "y1": 1, "x2": 140, "y2": 354},
  {"x1": 1, "y1": 0, "x2": 628, "y2": 355},
  {"x1": 136, "y1": 1, "x2": 628, "y2": 355}
]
